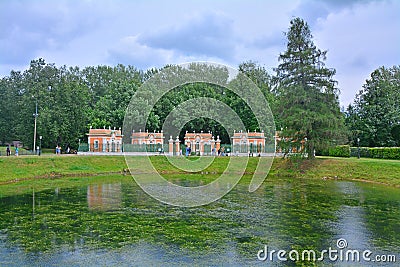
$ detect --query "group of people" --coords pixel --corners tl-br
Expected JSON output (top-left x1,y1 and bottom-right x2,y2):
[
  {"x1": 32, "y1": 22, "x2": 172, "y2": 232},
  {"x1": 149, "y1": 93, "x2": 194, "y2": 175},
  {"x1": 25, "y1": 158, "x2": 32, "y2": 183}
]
[
  {"x1": 3, "y1": 144, "x2": 65, "y2": 156},
  {"x1": 5, "y1": 145, "x2": 18, "y2": 156},
  {"x1": 2, "y1": 145, "x2": 70, "y2": 156}
]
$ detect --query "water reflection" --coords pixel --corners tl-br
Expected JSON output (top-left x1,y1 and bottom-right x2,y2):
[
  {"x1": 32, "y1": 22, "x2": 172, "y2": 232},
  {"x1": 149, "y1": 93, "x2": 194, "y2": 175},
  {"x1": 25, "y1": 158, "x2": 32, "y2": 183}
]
[
  {"x1": 87, "y1": 183, "x2": 122, "y2": 211},
  {"x1": 333, "y1": 182, "x2": 370, "y2": 250},
  {"x1": 0, "y1": 177, "x2": 398, "y2": 266}
]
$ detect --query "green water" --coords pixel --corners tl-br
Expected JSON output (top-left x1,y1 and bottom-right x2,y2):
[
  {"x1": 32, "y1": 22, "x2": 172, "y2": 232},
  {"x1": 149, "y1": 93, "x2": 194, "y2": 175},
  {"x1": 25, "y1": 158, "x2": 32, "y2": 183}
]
[{"x1": 0, "y1": 175, "x2": 399, "y2": 266}]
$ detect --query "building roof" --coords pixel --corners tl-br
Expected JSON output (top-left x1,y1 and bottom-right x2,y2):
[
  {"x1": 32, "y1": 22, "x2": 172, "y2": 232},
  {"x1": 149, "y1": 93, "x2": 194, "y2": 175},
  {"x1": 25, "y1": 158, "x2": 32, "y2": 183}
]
[
  {"x1": 184, "y1": 133, "x2": 213, "y2": 138},
  {"x1": 131, "y1": 131, "x2": 164, "y2": 139},
  {"x1": 87, "y1": 128, "x2": 123, "y2": 137},
  {"x1": 232, "y1": 132, "x2": 265, "y2": 139}
]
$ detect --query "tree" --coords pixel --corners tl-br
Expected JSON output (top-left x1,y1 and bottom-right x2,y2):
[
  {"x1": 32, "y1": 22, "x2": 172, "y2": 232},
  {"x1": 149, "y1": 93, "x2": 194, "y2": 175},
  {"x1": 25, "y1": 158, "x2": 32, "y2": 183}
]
[
  {"x1": 239, "y1": 61, "x2": 272, "y2": 99},
  {"x1": 0, "y1": 70, "x2": 24, "y2": 144},
  {"x1": 274, "y1": 18, "x2": 345, "y2": 158},
  {"x1": 0, "y1": 59, "x2": 95, "y2": 150},
  {"x1": 85, "y1": 64, "x2": 142, "y2": 130},
  {"x1": 346, "y1": 66, "x2": 400, "y2": 146},
  {"x1": 238, "y1": 61, "x2": 279, "y2": 129},
  {"x1": 344, "y1": 103, "x2": 359, "y2": 145},
  {"x1": 13, "y1": 58, "x2": 58, "y2": 149},
  {"x1": 38, "y1": 65, "x2": 92, "y2": 149}
]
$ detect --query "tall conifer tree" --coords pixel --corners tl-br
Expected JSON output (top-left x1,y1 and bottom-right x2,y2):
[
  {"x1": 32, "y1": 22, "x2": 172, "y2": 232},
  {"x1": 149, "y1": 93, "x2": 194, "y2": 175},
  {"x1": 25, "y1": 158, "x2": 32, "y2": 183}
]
[{"x1": 275, "y1": 18, "x2": 345, "y2": 158}]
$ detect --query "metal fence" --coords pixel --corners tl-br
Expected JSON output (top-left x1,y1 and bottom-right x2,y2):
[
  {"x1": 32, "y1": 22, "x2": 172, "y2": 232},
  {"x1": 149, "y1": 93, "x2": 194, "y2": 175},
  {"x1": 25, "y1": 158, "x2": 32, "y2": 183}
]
[
  {"x1": 78, "y1": 143, "x2": 168, "y2": 153},
  {"x1": 123, "y1": 144, "x2": 168, "y2": 153},
  {"x1": 78, "y1": 143, "x2": 276, "y2": 155}
]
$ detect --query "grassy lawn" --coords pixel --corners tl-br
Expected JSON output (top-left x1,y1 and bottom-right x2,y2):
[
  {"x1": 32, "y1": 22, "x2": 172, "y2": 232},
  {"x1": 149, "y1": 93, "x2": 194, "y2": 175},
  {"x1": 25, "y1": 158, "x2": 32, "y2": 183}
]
[
  {"x1": 295, "y1": 156, "x2": 400, "y2": 186},
  {"x1": 0, "y1": 155, "x2": 126, "y2": 182},
  {"x1": 0, "y1": 154, "x2": 399, "y2": 188}
]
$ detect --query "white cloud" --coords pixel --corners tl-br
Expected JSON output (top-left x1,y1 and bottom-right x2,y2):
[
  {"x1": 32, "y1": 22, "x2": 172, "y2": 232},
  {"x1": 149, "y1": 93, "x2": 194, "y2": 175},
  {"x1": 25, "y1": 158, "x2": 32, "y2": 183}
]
[
  {"x1": 107, "y1": 35, "x2": 173, "y2": 69},
  {"x1": 137, "y1": 12, "x2": 236, "y2": 61},
  {"x1": 0, "y1": 0, "x2": 398, "y2": 107},
  {"x1": 314, "y1": 0, "x2": 400, "y2": 106},
  {"x1": 292, "y1": 0, "x2": 377, "y2": 26}
]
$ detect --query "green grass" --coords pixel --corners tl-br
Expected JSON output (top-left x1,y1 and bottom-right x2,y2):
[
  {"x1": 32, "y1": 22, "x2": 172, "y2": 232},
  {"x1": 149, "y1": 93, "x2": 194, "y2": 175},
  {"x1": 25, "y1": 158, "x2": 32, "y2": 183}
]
[
  {"x1": 41, "y1": 148, "x2": 57, "y2": 154},
  {"x1": 0, "y1": 155, "x2": 399, "y2": 189},
  {"x1": 300, "y1": 156, "x2": 400, "y2": 186},
  {"x1": 0, "y1": 155, "x2": 126, "y2": 182}
]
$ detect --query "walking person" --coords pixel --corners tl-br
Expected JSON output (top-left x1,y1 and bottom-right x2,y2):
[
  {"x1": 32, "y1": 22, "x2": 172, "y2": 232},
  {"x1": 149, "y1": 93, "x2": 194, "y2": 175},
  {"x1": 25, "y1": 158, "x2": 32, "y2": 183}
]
[
  {"x1": 6, "y1": 146, "x2": 10, "y2": 156},
  {"x1": 15, "y1": 147, "x2": 19, "y2": 156}
]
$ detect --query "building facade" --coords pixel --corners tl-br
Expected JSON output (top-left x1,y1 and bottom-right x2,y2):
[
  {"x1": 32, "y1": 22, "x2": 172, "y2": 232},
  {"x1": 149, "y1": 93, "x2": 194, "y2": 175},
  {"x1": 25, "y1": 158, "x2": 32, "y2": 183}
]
[
  {"x1": 131, "y1": 130, "x2": 164, "y2": 145},
  {"x1": 184, "y1": 131, "x2": 220, "y2": 155},
  {"x1": 129, "y1": 130, "x2": 165, "y2": 153},
  {"x1": 87, "y1": 127, "x2": 123, "y2": 152},
  {"x1": 231, "y1": 130, "x2": 266, "y2": 154}
]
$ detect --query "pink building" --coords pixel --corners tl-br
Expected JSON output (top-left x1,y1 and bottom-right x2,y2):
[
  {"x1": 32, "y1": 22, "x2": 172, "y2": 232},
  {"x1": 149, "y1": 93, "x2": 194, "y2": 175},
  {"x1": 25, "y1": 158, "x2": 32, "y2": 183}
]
[
  {"x1": 131, "y1": 130, "x2": 164, "y2": 145},
  {"x1": 87, "y1": 127, "x2": 123, "y2": 152},
  {"x1": 231, "y1": 130, "x2": 266, "y2": 154},
  {"x1": 184, "y1": 131, "x2": 220, "y2": 155}
]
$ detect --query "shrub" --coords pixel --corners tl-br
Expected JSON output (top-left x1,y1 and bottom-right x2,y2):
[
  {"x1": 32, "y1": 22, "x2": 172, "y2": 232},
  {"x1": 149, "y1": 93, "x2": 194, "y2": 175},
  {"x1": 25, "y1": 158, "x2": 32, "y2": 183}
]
[
  {"x1": 350, "y1": 147, "x2": 400, "y2": 159},
  {"x1": 369, "y1": 147, "x2": 400, "y2": 160},
  {"x1": 316, "y1": 148, "x2": 329, "y2": 156},
  {"x1": 329, "y1": 145, "x2": 350, "y2": 157}
]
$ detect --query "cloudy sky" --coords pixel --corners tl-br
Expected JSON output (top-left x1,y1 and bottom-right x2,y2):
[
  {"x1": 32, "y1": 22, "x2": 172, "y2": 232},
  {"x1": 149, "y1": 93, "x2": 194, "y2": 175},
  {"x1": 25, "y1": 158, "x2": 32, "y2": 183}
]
[{"x1": 1, "y1": 0, "x2": 399, "y2": 106}]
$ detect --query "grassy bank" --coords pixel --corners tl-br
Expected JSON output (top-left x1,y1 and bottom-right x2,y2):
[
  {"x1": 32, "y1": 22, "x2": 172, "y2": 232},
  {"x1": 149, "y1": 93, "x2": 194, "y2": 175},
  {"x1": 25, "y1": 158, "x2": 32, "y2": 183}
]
[
  {"x1": 0, "y1": 155, "x2": 399, "y2": 188},
  {"x1": 0, "y1": 155, "x2": 126, "y2": 183},
  {"x1": 280, "y1": 156, "x2": 400, "y2": 187}
]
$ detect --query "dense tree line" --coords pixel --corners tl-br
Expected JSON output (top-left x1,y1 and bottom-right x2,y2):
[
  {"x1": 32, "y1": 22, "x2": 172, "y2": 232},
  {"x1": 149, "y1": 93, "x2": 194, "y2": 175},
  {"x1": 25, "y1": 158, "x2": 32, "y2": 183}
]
[
  {"x1": 345, "y1": 66, "x2": 400, "y2": 147},
  {"x1": 0, "y1": 58, "x2": 273, "y2": 149},
  {"x1": 0, "y1": 59, "x2": 146, "y2": 149},
  {"x1": 0, "y1": 17, "x2": 398, "y2": 153}
]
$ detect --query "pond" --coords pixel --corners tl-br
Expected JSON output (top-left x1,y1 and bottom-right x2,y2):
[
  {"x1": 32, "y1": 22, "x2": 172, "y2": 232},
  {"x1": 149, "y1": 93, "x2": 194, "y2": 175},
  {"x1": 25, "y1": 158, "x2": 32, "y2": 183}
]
[{"x1": 0, "y1": 175, "x2": 399, "y2": 266}]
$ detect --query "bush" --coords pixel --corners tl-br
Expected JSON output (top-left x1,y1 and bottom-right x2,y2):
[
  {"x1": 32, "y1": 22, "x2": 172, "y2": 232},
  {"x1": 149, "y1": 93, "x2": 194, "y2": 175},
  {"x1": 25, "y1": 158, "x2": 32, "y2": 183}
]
[
  {"x1": 316, "y1": 148, "x2": 329, "y2": 156},
  {"x1": 328, "y1": 145, "x2": 350, "y2": 157},
  {"x1": 369, "y1": 147, "x2": 400, "y2": 159},
  {"x1": 350, "y1": 147, "x2": 400, "y2": 159}
]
